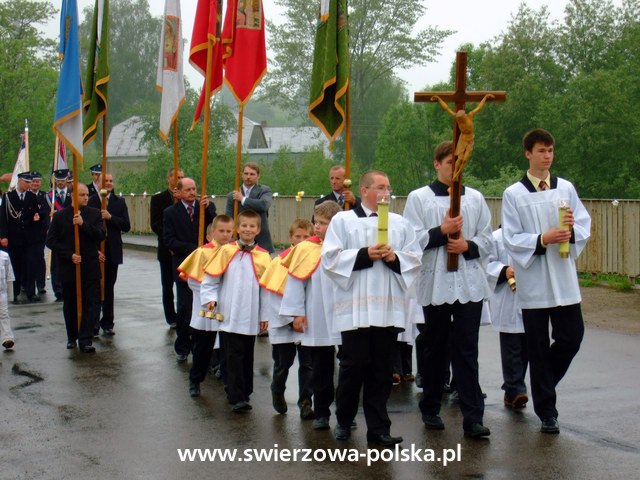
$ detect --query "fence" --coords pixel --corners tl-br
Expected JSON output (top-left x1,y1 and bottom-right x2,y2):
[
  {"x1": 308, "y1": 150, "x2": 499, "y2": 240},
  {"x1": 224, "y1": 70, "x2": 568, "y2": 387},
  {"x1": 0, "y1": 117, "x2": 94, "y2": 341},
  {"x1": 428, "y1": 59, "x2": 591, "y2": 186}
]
[{"x1": 123, "y1": 194, "x2": 640, "y2": 279}]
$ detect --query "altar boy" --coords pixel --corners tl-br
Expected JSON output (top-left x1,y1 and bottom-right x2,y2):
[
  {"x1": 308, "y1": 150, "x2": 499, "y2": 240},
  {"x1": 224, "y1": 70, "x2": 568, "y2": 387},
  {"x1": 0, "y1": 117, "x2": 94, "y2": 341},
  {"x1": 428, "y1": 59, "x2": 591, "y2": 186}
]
[
  {"x1": 200, "y1": 210, "x2": 271, "y2": 412},
  {"x1": 177, "y1": 215, "x2": 234, "y2": 398},
  {"x1": 280, "y1": 201, "x2": 342, "y2": 431},
  {"x1": 501, "y1": 128, "x2": 590, "y2": 434}
]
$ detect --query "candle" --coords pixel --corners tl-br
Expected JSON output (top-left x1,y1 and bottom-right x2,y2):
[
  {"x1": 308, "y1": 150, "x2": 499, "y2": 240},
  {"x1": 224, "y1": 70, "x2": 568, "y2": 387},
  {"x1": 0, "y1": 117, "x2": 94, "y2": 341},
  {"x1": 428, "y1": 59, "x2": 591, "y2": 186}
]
[
  {"x1": 377, "y1": 194, "x2": 389, "y2": 245},
  {"x1": 558, "y1": 199, "x2": 570, "y2": 258}
]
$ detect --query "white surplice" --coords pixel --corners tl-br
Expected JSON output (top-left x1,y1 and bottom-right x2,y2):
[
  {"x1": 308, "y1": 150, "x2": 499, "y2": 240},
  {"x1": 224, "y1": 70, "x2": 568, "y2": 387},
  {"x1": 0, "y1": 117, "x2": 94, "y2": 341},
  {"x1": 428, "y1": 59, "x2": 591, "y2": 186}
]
[
  {"x1": 200, "y1": 252, "x2": 263, "y2": 336},
  {"x1": 321, "y1": 210, "x2": 422, "y2": 333},
  {"x1": 501, "y1": 177, "x2": 591, "y2": 309},
  {"x1": 486, "y1": 228, "x2": 523, "y2": 333},
  {"x1": 279, "y1": 268, "x2": 340, "y2": 346},
  {"x1": 403, "y1": 184, "x2": 493, "y2": 306}
]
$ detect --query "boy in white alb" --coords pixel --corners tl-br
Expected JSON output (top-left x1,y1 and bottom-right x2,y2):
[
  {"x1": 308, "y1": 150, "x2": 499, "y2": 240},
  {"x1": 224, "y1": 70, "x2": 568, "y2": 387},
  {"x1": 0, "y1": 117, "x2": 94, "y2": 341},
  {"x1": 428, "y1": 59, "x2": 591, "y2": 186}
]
[
  {"x1": 501, "y1": 128, "x2": 590, "y2": 434},
  {"x1": 486, "y1": 227, "x2": 528, "y2": 409},
  {"x1": 260, "y1": 219, "x2": 314, "y2": 418},
  {"x1": 200, "y1": 210, "x2": 271, "y2": 412},
  {"x1": 1, "y1": 250, "x2": 15, "y2": 349},
  {"x1": 280, "y1": 201, "x2": 342, "y2": 431},
  {"x1": 403, "y1": 141, "x2": 493, "y2": 438},
  {"x1": 177, "y1": 215, "x2": 234, "y2": 398},
  {"x1": 322, "y1": 171, "x2": 422, "y2": 447}
]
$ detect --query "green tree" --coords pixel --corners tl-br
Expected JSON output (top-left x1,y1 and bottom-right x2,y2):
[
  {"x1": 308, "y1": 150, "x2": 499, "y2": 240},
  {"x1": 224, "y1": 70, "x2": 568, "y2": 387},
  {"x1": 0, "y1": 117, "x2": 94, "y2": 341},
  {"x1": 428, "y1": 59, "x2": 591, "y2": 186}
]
[
  {"x1": 264, "y1": 0, "x2": 452, "y2": 164},
  {"x1": 0, "y1": 0, "x2": 58, "y2": 178}
]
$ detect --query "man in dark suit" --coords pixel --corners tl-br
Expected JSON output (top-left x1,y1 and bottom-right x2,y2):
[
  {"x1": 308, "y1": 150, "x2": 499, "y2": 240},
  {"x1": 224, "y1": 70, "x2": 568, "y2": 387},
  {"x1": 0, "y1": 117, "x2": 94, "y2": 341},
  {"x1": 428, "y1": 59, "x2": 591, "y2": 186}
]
[
  {"x1": 150, "y1": 168, "x2": 183, "y2": 328},
  {"x1": 46, "y1": 183, "x2": 105, "y2": 352},
  {"x1": 164, "y1": 177, "x2": 216, "y2": 362},
  {"x1": 28, "y1": 171, "x2": 50, "y2": 297},
  {"x1": 0, "y1": 172, "x2": 40, "y2": 303},
  {"x1": 314, "y1": 165, "x2": 361, "y2": 212},
  {"x1": 47, "y1": 169, "x2": 73, "y2": 301},
  {"x1": 86, "y1": 164, "x2": 102, "y2": 198},
  {"x1": 89, "y1": 173, "x2": 131, "y2": 336},
  {"x1": 225, "y1": 162, "x2": 274, "y2": 253}
]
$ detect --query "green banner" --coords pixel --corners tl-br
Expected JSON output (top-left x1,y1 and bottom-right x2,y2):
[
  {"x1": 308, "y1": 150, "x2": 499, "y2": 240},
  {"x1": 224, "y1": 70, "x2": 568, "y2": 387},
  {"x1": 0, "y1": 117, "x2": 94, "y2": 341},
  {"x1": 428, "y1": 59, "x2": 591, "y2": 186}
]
[{"x1": 308, "y1": 0, "x2": 349, "y2": 145}]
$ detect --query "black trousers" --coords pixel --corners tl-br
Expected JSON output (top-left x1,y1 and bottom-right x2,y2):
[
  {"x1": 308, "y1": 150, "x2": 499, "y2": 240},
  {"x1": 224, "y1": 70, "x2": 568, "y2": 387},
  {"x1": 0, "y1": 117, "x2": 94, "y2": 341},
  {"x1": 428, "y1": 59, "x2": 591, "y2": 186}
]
[
  {"x1": 271, "y1": 343, "x2": 313, "y2": 405},
  {"x1": 335, "y1": 327, "x2": 396, "y2": 436},
  {"x1": 8, "y1": 245, "x2": 31, "y2": 299},
  {"x1": 522, "y1": 304, "x2": 584, "y2": 420},
  {"x1": 27, "y1": 242, "x2": 46, "y2": 291},
  {"x1": 158, "y1": 256, "x2": 177, "y2": 326},
  {"x1": 189, "y1": 329, "x2": 218, "y2": 384},
  {"x1": 393, "y1": 341, "x2": 413, "y2": 376},
  {"x1": 419, "y1": 301, "x2": 484, "y2": 429},
  {"x1": 221, "y1": 331, "x2": 255, "y2": 404},
  {"x1": 174, "y1": 279, "x2": 193, "y2": 356},
  {"x1": 310, "y1": 346, "x2": 335, "y2": 418},
  {"x1": 499, "y1": 332, "x2": 529, "y2": 398},
  {"x1": 50, "y1": 252, "x2": 63, "y2": 297},
  {"x1": 62, "y1": 278, "x2": 100, "y2": 347},
  {"x1": 100, "y1": 261, "x2": 119, "y2": 330}
]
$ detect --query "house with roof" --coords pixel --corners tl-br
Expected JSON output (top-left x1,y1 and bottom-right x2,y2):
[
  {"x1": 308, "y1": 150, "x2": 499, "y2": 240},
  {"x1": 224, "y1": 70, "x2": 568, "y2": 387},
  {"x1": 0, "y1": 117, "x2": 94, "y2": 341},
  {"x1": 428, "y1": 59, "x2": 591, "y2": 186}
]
[{"x1": 106, "y1": 115, "x2": 330, "y2": 172}]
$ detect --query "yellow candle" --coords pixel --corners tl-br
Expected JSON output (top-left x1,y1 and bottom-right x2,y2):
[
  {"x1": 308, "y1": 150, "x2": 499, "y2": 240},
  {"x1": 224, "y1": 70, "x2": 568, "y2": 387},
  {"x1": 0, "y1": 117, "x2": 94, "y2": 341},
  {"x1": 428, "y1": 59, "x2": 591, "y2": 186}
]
[
  {"x1": 377, "y1": 198, "x2": 389, "y2": 245},
  {"x1": 558, "y1": 201, "x2": 570, "y2": 258}
]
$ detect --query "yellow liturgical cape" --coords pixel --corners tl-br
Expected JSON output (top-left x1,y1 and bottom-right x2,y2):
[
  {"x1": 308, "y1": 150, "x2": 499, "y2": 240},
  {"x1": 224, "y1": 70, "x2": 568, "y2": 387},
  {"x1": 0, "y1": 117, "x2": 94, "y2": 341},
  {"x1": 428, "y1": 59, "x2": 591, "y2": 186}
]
[
  {"x1": 281, "y1": 236, "x2": 322, "y2": 281},
  {"x1": 259, "y1": 246, "x2": 293, "y2": 296},
  {"x1": 203, "y1": 242, "x2": 271, "y2": 282},
  {"x1": 177, "y1": 241, "x2": 222, "y2": 283}
]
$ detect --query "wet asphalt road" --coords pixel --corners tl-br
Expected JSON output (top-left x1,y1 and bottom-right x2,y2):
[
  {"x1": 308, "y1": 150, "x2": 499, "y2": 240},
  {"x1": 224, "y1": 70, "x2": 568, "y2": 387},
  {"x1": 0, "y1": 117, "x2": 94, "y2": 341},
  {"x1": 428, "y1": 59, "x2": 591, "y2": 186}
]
[{"x1": 1, "y1": 246, "x2": 639, "y2": 480}]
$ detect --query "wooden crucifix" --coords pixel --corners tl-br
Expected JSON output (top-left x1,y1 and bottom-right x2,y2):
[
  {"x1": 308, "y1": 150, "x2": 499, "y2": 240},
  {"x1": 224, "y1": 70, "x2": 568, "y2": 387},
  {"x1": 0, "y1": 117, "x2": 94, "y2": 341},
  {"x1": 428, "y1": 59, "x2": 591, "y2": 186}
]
[{"x1": 415, "y1": 51, "x2": 506, "y2": 271}]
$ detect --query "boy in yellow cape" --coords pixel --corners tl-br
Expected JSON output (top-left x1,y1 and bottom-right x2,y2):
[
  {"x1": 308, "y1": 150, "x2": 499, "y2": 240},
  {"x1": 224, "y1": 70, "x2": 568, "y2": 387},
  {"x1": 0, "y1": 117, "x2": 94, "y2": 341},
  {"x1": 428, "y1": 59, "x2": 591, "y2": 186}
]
[
  {"x1": 259, "y1": 219, "x2": 314, "y2": 418},
  {"x1": 177, "y1": 215, "x2": 234, "y2": 398},
  {"x1": 279, "y1": 201, "x2": 342, "y2": 431},
  {"x1": 200, "y1": 210, "x2": 271, "y2": 411}
]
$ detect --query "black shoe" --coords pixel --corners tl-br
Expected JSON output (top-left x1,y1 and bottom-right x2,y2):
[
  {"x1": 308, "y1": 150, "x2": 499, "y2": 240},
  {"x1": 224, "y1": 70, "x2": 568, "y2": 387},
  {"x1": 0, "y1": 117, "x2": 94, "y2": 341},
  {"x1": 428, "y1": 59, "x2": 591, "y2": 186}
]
[
  {"x1": 299, "y1": 398, "x2": 314, "y2": 420},
  {"x1": 232, "y1": 401, "x2": 252, "y2": 412},
  {"x1": 2, "y1": 338, "x2": 15, "y2": 349},
  {"x1": 335, "y1": 425, "x2": 351, "y2": 441},
  {"x1": 93, "y1": 330, "x2": 100, "y2": 338},
  {"x1": 272, "y1": 392, "x2": 287, "y2": 414},
  {"x1": 66, "y1": 340, "x2": 77, "y2": 349},
  {"x1": 189, "y1": 382, "x2": 201, "y2": 397},
  {"x1": 79, "y1": 344, "x2": 96, "y2": 353},
  {"x1": 415, "y1": 373, "x2": 423, "y2": 388},
  {"x1": 55, "y1": 295, "x2": 63, "y2": 302},
  {"x1": 367, "y1": 433, "x2": 403, "y2": 447},
  {"x1": 540, "y1": 417, "x2": 560, "y2": 434},
  {"x1": 102, "y1": 328, "x2": 115, "y2": 336},
  {"x1": 176, "y1": 354, "x2": 188, "y2": 363},
  {"x1": 504, "y1": 393, "x2": 528, "y2": 409},
  {"x1": 313, "y1": 417, "x2": 330, "y2": 430},
  {"x1": 38, "y1": 288, "x2": 47, "y2": 295},
  {"x1": 464, "y1": 423, "x2": 491, "y2": 438},
  {"x1": 423, "y1": 414, "x2": 445, "y2": 430}
]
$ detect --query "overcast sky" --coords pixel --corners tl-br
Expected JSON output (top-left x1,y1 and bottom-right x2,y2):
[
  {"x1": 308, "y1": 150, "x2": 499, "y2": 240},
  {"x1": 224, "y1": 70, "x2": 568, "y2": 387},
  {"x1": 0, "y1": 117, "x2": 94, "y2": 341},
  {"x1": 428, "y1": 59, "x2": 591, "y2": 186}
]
[{"x1": 43, "y1": 0, "x2": 622, "y2": 95}]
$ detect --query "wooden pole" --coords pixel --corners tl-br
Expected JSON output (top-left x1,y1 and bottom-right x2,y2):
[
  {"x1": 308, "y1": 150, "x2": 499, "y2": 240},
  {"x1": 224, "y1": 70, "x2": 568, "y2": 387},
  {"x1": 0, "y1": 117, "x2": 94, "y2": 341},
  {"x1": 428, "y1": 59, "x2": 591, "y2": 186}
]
[
  {"x1": 344, "y1": 86, "x2": 352, "y2": 210},
  {"x1": 47, "y1": 136, "x2": 61, "y2": 280},
  {"x1": 99, "y1": 118, "x2": 108, "y2": 300},
  {"x1": 172, "y1": 118, "x2": 179, "y2": 187},
  {"x1": 233, "y1": 104, "x2": 244, "y2": 225},
  {"x1": 72, "y1": 153, "x2": 82, "y2": 330},
  {"x1": 198, "y1": 37, "x2": 214, "y2": 246}
]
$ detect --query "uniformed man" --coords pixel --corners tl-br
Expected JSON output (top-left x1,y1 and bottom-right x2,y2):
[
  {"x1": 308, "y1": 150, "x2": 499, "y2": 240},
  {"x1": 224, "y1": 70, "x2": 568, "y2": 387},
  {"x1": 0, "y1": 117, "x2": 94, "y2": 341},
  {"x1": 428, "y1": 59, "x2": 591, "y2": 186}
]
[
  {"x1": 87, "y1": 164, "x2": 102, "y2": 197},
  {"x1": 0, "y1": 172, "x2": 40, "y2": 303},
  {"x1": 29, "y1": 171, "x2": 50, "y2": 297}
]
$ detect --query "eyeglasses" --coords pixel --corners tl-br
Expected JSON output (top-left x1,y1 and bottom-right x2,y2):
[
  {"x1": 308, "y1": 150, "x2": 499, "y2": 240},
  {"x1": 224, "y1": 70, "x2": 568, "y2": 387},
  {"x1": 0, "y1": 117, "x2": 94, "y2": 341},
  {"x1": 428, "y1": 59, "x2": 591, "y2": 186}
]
[{"x1": 367, "y1": 185, "x2": 393, "y2": 193}]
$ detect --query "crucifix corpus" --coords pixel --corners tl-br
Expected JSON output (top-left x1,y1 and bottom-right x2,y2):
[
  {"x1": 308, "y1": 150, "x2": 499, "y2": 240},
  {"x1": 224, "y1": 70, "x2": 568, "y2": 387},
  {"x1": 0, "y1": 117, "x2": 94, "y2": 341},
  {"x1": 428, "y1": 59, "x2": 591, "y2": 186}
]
[{"x1": 415, "y1": 51, "x2": 506, "y2": 271}]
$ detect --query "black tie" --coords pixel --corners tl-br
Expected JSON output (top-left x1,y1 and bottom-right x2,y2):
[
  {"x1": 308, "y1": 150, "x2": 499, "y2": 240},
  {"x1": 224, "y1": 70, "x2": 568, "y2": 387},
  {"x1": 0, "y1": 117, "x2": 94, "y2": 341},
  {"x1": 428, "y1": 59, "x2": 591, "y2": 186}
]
[
  {"x1": 240, "y1": 243, "x2": 255, "y2": 252},
  {"x1": 370, "y1": 213, "x2": 378, "y2": 217}
]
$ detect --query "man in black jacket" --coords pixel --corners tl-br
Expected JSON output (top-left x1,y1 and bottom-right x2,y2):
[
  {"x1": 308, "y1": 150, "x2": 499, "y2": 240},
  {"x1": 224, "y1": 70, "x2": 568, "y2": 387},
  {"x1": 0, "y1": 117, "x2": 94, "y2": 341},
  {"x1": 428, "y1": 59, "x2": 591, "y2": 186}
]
[
  {"x1": 150, "y1": 168, "x2": 183, "y2": 328},
  {"x1": 0, "y1": 172, "x2": 40, "y2": 303},
  {"x1": 314, "y1": 165, "x2": 361, "y2": 211},
  {"x1": 28, "y1": 171, "x2": 50, "y2": 297},
  {"x1": 46, "y1": 183, "x2": 105, "y2": 352},
  {"x1": 164, "y1": 177, "x2": 216, "y2": 362},
  {"x1": 46, "y1": 169, "x2": 73, "y2": 301},
  {"x1": 88, "y1": 173, "x2": 131, "y2": 336}
]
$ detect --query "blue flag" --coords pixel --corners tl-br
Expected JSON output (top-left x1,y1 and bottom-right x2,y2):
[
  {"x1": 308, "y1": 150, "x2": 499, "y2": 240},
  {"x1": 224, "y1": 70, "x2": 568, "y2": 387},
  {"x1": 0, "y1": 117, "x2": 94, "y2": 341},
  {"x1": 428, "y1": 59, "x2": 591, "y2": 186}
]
[{"x1": 53, "y1": 0, "x2": 84, "y2": 163}]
